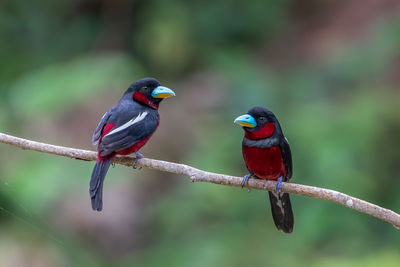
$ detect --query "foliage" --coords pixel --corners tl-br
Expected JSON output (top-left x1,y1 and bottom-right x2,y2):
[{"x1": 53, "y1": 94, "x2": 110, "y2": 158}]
[{"x1": 0, "y1": 0, "x2": 399, "y2": 266}]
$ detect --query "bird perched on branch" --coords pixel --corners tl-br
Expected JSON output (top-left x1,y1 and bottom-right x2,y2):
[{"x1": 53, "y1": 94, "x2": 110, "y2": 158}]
[
  {"x1": 90, "y1": 78, "x2": 175, "y2": 211},
  {"x1": 234, "y1": 106, "x2": 294, "y2": 233}
]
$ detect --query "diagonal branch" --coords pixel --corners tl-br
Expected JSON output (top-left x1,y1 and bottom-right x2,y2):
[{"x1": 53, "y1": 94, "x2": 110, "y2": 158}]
[{"x1": 0, "y1": 132, "x2": 399, "y2": 229}]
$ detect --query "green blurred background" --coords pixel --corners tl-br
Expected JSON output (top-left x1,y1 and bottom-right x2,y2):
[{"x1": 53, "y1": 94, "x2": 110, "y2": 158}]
[{"x1": 1, "y1": 0, "x2": 400, "y2": 266}]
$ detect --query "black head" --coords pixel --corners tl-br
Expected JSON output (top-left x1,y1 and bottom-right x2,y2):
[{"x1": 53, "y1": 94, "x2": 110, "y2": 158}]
[
  {"x1": 127, "y1": 77, "x2": 159, "y2": 94},
  {"x1": 124, "y1": 77, "x2": 175, "y2": 109},
  {"x1": 246, "y1": 106, "x2": 278, "y2": 132}
]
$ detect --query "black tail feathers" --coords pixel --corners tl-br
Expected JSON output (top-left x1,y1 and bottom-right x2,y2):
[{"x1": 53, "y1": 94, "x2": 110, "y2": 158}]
[
  {"x1": 268, "y1": 191, "x2": 294, "y2": 233},
  {"x1": 89, "y1": 158, "x2": 112, "y2": 211}
]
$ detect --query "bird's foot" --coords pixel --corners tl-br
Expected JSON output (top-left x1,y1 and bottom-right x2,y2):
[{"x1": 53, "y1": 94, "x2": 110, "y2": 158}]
[
  {"x1": 111, "y1": 162, "x2": 115, "y2": 168},
  {"x1": 132, "y1": 152, "x2": 144, "y2": 169},
  {"x1": 241, "y1": 173, "x2": 253, "y2": 188},
  {"x1": 275, "y1": 176, "x2": 283, "y2": 194}
]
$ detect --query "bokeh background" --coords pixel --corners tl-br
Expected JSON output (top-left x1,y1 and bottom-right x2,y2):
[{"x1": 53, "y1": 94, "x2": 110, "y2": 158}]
[{"x1": 1, "y1": 0, "x2": 400, "y2": 266}]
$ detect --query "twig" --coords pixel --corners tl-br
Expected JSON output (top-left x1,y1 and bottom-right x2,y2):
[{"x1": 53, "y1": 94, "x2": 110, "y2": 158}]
[{"x1": 0, "y1": 132, "x2": 399, "y2": 229}]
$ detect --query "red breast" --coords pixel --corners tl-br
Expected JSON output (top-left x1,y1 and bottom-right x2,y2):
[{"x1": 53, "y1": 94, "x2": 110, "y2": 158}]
[{"x1": 243, "y1": 145, "x2": 286, "y2": 181}]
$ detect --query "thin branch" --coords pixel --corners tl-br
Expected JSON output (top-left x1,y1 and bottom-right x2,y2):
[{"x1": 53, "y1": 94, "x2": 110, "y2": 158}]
[{"x1": 1, "y1": 132, "x2": 399, "y2": 229}]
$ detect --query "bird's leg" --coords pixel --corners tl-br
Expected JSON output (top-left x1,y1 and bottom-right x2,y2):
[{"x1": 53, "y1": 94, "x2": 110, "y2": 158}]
[
  {"x1": 241, "y1": 173, "x2": 254, "y2": 188},
  {"x1": 132, "y1": 152, "x2": 144, "y2": 169},
  {"x1": 275, "y1": 176, "x2": 283, "y2": 194}
]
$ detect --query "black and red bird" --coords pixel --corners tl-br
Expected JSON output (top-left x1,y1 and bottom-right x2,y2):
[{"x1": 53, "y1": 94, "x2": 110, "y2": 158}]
[
  {"x1": 90, "y1": 78, "x2": 175, "y2": 211},
  {"x1": 234, "y1": 106, "x2": 294, "y2": 233}
]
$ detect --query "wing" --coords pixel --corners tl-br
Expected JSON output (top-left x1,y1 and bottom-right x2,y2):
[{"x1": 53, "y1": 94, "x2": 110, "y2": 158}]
[
  {"x1": 280, "y1": 137, "x2": 293, "y2": 181},
  {"x1": 92, "y1": 111, "x2": 112, "y2": 146},
  {"x1": 98, "y1": 111, "x2": 158, "y2": 156}
]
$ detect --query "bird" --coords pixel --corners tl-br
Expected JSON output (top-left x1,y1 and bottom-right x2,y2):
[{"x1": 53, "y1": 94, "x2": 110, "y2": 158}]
[
  {"x1": 234, "y1": 106, "x2": 294, "y2": 233},
  {"x1": 90, "y1": 77, "x2": 175, "y2": 211}
]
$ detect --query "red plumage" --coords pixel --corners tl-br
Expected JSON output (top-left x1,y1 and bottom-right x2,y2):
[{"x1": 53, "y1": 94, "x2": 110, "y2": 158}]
[
  {"x1": 97, "y1": 120, "x2": 159, "y2": 161},
  {"x1": 245, "y1": 122, "x2": 275, "y2": 140},
  {"x1": 90, "y1": 77, "x2": 174, "y2": 211},
  {"x1": 236, "y1": 106, "x2": 294, "y2": 233},
  {"x1": 242, "y1": 121, "x2": 285, "y2": 181},
  {"x1": 243, "y1": 146, "x2": 286, "y2": 181}
]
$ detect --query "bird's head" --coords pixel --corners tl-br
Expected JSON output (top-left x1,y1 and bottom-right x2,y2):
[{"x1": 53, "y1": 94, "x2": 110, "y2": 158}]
[
  {"x1": 234, "y1": 106, "x2": 280, "y2": 139},
  {"x1": 125, "y1": 78, "x2": 175, "y2": 109}
]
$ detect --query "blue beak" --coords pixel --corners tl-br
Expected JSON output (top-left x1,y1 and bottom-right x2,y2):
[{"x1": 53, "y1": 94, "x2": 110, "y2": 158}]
[
  {"x1": 151, "y1": 86, "x2": 176, "y2": 99},
  {"x1": 234, "y1": 114, "x2": 257, "y2": 128}
]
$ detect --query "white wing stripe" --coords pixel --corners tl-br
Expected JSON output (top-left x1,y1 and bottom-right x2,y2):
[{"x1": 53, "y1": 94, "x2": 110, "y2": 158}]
[{"x1": 104, "y1": 112, "x2": 148, "y2": 137}]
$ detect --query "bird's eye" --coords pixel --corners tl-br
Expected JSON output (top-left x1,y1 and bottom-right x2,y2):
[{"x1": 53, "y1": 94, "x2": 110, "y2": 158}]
[
  {"x1": 259, "y1": 117, "x2": 266, "y2": 122},
  {"x1": 141, "y1": 86, "x2": 150, "y2": 92}
]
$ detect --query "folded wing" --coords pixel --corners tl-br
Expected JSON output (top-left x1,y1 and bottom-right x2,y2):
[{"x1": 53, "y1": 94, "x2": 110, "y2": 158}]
[{"x1": 98, "y1": 111, "x2": 158, "y2": 157}]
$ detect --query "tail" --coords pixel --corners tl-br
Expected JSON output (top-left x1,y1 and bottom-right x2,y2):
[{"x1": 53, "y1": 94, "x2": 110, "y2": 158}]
[
  {"x1": 268, "y1": 191, "x2": 294, "y2": 233},
  {"x1": 89, "y1": 158, "x2": 112, "y2": 211}
]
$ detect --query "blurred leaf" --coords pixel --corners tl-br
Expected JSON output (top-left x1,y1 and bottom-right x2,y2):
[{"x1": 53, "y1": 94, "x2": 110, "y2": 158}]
[{"x1": 8, "y1": 53, "x2": 143, "y2": 115}]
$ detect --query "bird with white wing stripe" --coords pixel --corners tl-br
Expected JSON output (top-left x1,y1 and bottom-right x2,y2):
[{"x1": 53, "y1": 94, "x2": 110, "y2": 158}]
[{"x1": 90, "y1": 78, "x2": 175, "y2": 211}]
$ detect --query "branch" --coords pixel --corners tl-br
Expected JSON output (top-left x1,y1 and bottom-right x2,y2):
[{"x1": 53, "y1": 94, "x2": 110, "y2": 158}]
[{"x1": 1, "y1": 132, "x2": 399, "y2": 229}]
